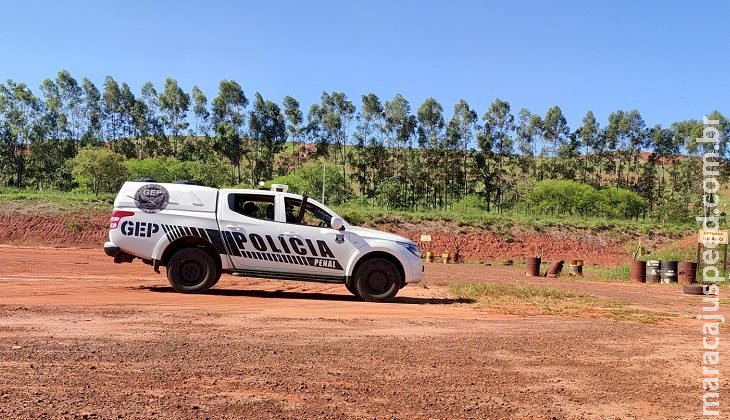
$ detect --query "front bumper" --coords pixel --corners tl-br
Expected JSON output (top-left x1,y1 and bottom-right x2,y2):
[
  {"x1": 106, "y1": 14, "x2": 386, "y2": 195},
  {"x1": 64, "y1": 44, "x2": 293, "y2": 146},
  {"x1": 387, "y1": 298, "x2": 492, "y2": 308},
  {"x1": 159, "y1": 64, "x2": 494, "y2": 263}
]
[{"x1": 405, "y1": 251, "x2": 425, "y2": 283}]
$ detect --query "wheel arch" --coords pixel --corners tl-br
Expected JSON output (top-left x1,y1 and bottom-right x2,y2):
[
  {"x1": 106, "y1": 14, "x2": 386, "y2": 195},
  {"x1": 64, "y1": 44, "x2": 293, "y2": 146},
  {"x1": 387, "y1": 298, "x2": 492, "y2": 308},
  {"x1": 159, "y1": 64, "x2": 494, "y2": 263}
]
[
  {"x1": 160, "y1": 236, "x2": 222, "y2": 274},
  {"x1": 348, "y1": 251, "x2": 406, "y2": 288}
]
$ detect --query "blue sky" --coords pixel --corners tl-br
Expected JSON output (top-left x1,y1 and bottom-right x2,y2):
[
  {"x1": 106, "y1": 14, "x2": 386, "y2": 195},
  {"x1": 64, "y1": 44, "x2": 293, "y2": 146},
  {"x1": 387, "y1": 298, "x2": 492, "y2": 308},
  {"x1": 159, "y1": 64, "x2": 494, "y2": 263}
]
[{"x1": 1, "y1": 0, "x2": 726, "y2": 129}]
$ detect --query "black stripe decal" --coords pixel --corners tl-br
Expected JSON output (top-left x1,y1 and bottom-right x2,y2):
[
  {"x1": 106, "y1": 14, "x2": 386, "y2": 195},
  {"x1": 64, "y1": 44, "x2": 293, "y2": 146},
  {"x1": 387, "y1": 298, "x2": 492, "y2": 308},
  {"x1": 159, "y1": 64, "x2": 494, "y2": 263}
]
[
  {"x1": 205, "y1": 229, "x2": 227, "y2": 254},
  {"x1": 196, "y1": 227, "x2": 209, "y2": 240},
  {"x1": 161, "y1": 225, "x2": 171, "y2": 241},
  {"x1": 222, "y1": 231, "x2": 241, "y2": 257}
]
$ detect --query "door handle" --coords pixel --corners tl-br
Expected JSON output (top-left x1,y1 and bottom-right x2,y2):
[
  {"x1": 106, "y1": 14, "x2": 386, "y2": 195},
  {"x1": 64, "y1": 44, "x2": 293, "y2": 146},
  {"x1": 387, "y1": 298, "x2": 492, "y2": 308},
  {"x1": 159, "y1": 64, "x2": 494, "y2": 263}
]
[
  {"x1": 225, "y1": 225, "x2": 246, "y2": 232},
  {"x1": 280, "y1": 231, "x2": 302, "y2": 238}
]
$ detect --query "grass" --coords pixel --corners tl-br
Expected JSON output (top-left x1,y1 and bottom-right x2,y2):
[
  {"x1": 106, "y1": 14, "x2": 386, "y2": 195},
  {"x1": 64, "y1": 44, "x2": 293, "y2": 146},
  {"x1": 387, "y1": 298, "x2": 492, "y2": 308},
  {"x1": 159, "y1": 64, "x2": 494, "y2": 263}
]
[
  {"x1": 606, "y1": 308, "x2": 675, "y2": 324},
  {"x1": 0, "y1": 188, "x2": 113, "y2": 213},
  {"x1": 584, "y1": 263, "x2": 632, "y2": 282},
  {"x1": 448, "y1": 283, "x2": 623, "y2": 314},
  {"x1": 447, "y1": 282, "x2": 673, "y2": 324},
  {"x1": 333, "y1": 203, "x2": 694, "y2": 238},
  {"x1": 639, "y1": 243, "x2": 697, "y2": 262}
]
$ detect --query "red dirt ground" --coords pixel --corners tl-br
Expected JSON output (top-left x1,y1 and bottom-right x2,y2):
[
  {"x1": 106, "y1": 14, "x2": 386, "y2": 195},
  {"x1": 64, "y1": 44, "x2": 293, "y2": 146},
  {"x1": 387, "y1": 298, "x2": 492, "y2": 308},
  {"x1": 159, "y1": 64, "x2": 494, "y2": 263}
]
[{"x1": 0, "y1": 246, "x2": 723, "y2": 419}]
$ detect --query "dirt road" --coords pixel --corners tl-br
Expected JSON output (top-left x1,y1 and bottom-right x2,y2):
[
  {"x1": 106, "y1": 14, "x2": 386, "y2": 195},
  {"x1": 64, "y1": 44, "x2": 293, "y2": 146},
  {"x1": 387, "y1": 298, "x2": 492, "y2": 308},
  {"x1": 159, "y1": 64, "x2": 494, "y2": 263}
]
[{"x1": 0, "y1": 246, "x2": 720, "y2": 419}]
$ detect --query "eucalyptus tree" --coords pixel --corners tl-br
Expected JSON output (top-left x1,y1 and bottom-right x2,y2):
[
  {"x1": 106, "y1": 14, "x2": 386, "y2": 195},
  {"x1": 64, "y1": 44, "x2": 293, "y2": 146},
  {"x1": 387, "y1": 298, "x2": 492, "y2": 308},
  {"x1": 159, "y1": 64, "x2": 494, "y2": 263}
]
[
  {"x1": 416, "y1": 97, "x2": 445, "y2": 208},
  {"x1": 444, "y1": 118, "x2": 465, "y2": 206},
  {"x1": 604, "y1": 110, "x2": 628, "y2": 187},
  {"x1": 139, "y1": 82, "x2": 166, "y2": 156},
  {"x1": 158, "y1": 78, "x2": 190, "y2": 156},
  {"x1": 515, "y1": 109, "x2": 541, "y2": 177},
  {"x1": 318, "y1": 91, "x2": 355, "y2": 190},
  {"x1": 211, "y1": 80, "x2": 248, "y2": 182},
  {"x1": 384, "y1": 93, "x2": 416, "y2": 182},
  {"x1": 448, "y1": 99, "x2": 478, "y2": 195},
  {"x1": 541, "y1": 105, "x2": 570, "y2": 178},
  {"x1": 648, "y1": 124, "x2": 676, "y2": 206},
  {"x1": 576, "y1": 110, "x2": 599, "y2": 184},
  {"x1": 353, "y1": 93, "x2": 385, "y2": 195},
  {"x1": 248, "y1": 92, "x2": 286, "y2": 183},
  {"x1": 481, "y1": 98, "x2": 514, "y2": 210},
  {"x1": 282, "y1": 95, "x2": 303, "y2": 168},
  {"x1": 80, "y1": 78, "x2": 102, "y2": 146},
  {"x1": 383, "y1": 94, "x2": 417, "y2": 207},
  {"x1": 624, "y1": 110, "x2": 646, "y2": 187},
  {"x1": 305, "y1": 103, "x2": 327, "y2": 156},
  {"x1": 102, "y1": 76, "x2": 123, "y2": 145},
  {"x1": 56, "y1": 70, "x2": 83, "y2": 143},
  {"x1": 39, "y1": 78, "x2": 63, "y2": 142},
  {"x1": 191, "y1": 85, "x2": 209, "y2": 138},
  {"x1": 118, "y1": 83, "x2": 137, "y2": 154},
  {"x1": 0, "y1": 80, "x2": 42, "y2": 187},
  {"x1": 211, "y1": 80, "x2": 247, "y2": 130}
]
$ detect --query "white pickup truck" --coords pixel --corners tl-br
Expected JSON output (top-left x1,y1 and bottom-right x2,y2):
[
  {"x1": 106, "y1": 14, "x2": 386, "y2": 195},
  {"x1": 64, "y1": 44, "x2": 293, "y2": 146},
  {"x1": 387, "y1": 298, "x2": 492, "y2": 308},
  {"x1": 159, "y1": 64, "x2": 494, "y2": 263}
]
[{"x1": 104, "y1": 182, "x2": 424, "y2": 302}]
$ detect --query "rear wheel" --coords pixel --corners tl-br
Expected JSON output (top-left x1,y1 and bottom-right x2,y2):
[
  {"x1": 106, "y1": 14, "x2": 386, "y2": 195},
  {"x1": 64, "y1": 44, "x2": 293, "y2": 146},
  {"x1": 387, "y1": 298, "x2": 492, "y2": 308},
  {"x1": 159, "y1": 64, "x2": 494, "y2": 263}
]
[
  {"x1": 354, "y1": 258, "x2": 401, "y2": 302},
  {"x1": 166, "y1": 248, "x2": 218, "y2": 293}
]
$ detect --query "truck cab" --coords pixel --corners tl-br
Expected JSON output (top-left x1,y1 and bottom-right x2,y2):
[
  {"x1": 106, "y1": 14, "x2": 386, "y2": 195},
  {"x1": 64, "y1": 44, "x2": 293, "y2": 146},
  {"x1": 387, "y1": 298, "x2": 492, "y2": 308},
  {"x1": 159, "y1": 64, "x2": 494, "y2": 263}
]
[{"x1": 104, "y1": 182, "x2": 424, "y2": 302}]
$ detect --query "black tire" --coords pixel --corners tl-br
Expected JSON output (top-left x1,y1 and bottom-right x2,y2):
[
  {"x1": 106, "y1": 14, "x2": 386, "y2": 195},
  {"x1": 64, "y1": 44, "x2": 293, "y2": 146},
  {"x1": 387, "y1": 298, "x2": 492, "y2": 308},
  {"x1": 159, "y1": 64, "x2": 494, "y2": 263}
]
[
  {"x1": 354, "y1": 258, "x2": 401, "y2": 302},
  {"x1": 345, "y1": 281, "x2": 360, "y2": 298},
  {"x1": 166, "y1": 248, "x2": 218, "y2": 293},
  {"x1": 210, "y1": 271, "x2": 223, "y2": 287},
  {"x1": 683, "y1": 284, "x2": 706, "y2": 295}
]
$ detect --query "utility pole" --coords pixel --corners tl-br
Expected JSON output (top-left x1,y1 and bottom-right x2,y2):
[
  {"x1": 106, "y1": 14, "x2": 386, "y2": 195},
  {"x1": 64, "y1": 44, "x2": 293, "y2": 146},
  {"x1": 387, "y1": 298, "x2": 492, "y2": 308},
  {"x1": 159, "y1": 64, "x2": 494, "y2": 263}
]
[{"x1": 321, "y1": 160, "x2": 326, "y2": 204}]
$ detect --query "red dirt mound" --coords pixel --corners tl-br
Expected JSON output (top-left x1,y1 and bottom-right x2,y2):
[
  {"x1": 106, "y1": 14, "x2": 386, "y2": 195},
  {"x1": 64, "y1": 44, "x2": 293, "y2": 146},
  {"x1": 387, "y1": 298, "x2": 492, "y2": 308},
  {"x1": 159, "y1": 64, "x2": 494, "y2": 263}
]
[
  {"x1": 386, "y1": 225, "x2": 630, "y2": 266},
  {"x1": 0, "y1": 211, "x2": 109, "y2": 247}
]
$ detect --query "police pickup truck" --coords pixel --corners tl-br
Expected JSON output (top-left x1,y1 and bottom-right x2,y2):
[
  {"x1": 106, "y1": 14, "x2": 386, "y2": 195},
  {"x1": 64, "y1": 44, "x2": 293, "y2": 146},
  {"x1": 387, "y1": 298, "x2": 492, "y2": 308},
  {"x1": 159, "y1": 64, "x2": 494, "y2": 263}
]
[{"x1": 104, "y1": 182, "x2": 424, "y2": 302}]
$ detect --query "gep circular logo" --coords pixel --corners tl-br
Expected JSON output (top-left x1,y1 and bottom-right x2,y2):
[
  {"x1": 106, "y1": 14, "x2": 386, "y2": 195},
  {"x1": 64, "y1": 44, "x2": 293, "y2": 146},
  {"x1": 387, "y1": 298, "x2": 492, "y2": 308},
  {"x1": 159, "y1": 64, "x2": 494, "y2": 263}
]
[{"x1": 134, "y1": 184, "x2": 170, "y2": 213}]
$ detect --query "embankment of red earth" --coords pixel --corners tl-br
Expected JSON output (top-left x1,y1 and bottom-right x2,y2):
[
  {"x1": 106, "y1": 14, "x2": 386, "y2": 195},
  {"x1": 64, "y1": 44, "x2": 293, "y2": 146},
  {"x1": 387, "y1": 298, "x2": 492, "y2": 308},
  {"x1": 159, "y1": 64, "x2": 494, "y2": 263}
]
[{"x1": 0, "y1": 209, "x2": 676, "y2": 266}]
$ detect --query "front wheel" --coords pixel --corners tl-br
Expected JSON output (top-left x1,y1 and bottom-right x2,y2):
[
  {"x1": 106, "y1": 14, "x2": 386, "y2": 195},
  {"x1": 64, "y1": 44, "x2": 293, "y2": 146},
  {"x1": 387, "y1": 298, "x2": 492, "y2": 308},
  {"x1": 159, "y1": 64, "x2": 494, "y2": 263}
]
[
  {"x1": 166, "y1": 248, "x2": 218, "y2": 293},
  {"x1": 354, "y1": 258, "x2": 401, "y2": 302},
  {"x1": 345, "y1": 281, "x2": 360, "y2": 298}
]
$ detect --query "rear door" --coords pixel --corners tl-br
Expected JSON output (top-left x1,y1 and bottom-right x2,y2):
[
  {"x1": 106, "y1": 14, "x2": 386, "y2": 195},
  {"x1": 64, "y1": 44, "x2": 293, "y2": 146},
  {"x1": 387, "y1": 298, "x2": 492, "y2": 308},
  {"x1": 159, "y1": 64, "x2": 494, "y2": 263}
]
[{"x1": 217, "y1": 191, "x2": 280, "y2": 273}]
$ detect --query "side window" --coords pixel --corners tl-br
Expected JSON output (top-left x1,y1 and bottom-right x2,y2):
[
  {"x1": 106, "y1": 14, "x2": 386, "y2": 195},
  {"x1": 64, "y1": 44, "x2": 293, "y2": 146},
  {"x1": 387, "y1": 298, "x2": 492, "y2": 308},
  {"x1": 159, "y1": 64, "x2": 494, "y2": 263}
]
[
  {"x1": 230, "y1": 194, "x2": 275, "y2": 221},
  {"x1": 284, "y1": 198, "x2": 332, "y2": 227}
]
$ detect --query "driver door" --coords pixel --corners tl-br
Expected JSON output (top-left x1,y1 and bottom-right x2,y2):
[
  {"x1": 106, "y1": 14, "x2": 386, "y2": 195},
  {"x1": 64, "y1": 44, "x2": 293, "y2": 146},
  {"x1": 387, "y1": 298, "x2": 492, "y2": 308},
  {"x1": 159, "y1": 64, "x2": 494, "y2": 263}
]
[{"x1": 277, "y1": 197, "x2": 355, "y2": 279}]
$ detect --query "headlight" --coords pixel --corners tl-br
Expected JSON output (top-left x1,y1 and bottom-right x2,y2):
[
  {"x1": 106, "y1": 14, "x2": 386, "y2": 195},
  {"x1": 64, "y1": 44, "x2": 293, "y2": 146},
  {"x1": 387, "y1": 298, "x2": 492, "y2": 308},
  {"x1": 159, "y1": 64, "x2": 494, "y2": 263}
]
[{"x1": 397, "y1": 241, "x2": 421, "y2": 258}]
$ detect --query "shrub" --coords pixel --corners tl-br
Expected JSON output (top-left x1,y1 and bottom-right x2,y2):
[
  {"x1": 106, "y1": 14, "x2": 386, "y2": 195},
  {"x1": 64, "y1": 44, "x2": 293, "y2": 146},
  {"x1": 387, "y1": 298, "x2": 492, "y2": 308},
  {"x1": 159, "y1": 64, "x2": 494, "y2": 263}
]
[
  {"x1": 71, "y1": 147, "x2": 128, "y2": 194},
  {"x1": 266, "y1": 159, "x2": 351, "y2": 205},
  {"x1": 522, "y1": 179, "x2": 646, "y2": 219}
]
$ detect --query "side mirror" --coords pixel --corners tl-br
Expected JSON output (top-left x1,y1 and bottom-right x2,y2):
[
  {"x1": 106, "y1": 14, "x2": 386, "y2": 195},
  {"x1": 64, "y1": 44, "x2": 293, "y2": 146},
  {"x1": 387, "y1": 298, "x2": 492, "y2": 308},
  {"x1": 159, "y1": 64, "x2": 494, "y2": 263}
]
[{"x1": 330, "y1": 216, "x2": 344, "y2": 231}]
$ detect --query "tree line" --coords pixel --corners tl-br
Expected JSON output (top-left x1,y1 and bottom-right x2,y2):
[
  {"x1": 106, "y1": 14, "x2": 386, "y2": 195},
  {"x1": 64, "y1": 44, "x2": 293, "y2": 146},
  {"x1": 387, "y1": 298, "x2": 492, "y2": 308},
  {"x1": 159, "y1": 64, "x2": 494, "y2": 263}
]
[{"x1": 0, "y1": 70, "x2": 726, "y2": 221}]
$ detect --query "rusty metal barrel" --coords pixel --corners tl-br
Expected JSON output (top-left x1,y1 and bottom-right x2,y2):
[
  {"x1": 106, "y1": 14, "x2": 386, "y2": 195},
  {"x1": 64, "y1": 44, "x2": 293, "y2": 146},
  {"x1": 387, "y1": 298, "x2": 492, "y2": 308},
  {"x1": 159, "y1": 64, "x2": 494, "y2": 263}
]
[
  {"x1": 546, "y1": 260, "x2": 565, "y2": 278},
  {"x1": 645, "y1": 260, "x2": 661, "y2": 283},
  {"x1": 526, "y1": 257, "x2": 541, "y2": 277},
  {"x1": 678, "y1": 262, "x2": 697, "y2": 284},
  {"x1": 569, "y1": 259, "x2": 583, "y2": 276},
  {"x1": 660, "y1": 260, "x2": 678, "y2": 284},
  {"x1": 630, "y1": 260, "x2": 646, "y2": 283}
]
